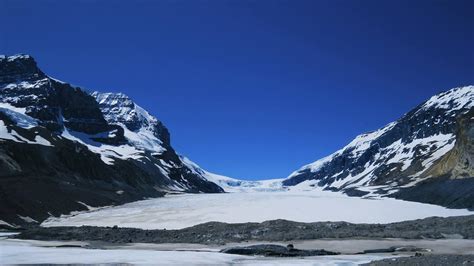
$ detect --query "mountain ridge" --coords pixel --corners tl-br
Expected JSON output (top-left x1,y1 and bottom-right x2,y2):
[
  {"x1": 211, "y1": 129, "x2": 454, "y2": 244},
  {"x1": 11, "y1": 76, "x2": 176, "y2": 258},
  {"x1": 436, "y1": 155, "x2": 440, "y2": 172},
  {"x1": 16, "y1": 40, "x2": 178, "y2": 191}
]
[
  {"x1": 283, "y1": 85, "x2": 473, "y2": 208},
  {"x1": 0, "y1": 54, "x2": 222, "y2": 226}
]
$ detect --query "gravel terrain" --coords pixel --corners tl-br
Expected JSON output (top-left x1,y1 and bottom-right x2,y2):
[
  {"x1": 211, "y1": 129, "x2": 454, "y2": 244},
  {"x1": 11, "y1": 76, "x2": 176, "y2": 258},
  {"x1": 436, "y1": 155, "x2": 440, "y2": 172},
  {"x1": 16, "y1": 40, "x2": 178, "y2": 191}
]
[
  {"x1": 13, "y1": 215, "x2": 474, "y2": 245},
  {"x1": 364, "y1": 254, "x2": 474, "y2": 265}
]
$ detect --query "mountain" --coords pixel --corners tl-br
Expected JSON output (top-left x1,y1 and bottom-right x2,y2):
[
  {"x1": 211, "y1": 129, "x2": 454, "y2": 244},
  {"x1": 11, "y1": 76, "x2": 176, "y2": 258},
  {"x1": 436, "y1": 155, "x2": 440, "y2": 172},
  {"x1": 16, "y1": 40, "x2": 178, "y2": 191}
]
[
  {"x1": 0, "y1": 54, "x2": 222, "y2": 227},
  {"x1": 283, "y1": 86, "x2": 474, "y2": 209},
  {"x1": 1, "y1": 54, "x2": 472, "y2": 227}
]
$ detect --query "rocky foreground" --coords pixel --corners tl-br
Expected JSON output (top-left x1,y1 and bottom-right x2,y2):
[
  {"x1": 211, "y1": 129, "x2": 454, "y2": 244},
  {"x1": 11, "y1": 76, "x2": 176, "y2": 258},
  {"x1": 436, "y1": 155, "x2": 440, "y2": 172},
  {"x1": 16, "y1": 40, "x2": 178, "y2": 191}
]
[
  {"x1": 12, "y1": 215, "x2": 474, "y2": 245},
  {"x1": 363, "y1": 254, "x2": 474, "y2": 266}
]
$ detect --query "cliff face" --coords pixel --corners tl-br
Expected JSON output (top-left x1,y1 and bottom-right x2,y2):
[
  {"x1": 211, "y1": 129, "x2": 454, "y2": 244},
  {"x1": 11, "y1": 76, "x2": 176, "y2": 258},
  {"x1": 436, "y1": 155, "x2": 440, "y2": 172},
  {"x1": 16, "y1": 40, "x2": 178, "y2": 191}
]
[
  {"x1": 425, "y1": 109, "x2": 474, "y2": 179},
  {"x1": 391, "y1": 109, "x2": 474, "y2": 209},
  {"x1": 0, "y1": 54, "x2": 223, "y2": 227}
]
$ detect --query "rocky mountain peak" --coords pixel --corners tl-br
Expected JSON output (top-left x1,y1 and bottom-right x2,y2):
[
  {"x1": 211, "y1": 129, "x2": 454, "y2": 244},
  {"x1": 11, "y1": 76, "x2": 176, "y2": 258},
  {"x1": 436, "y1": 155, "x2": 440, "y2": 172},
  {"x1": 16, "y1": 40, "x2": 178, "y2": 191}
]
[
  {"x1": 0, "y1": 54, "x2": 223, "y2": 226},
  {"x1": 0, "y1": 54, "x2": 45, "y2": 85},
  {"x1": 284, "y1": 85, "x2": 473, "y2": 208},
  {"x1": 420, "y1": 86, "x2": 473, "y2": 113},
  {"x1": 91, "y1": 91, "x2": 171, "y2": 147}
]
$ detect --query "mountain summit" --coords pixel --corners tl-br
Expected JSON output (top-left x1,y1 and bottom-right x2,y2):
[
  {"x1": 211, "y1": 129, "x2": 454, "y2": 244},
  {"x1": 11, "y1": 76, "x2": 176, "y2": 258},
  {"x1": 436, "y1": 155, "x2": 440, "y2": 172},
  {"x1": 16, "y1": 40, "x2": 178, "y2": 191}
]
[
  {"x1": 284, "y1": 86, "x2": 473, "y2": 208},
  {"x1": 0, "y1": 54, "x2": 222, "y2": 226}
]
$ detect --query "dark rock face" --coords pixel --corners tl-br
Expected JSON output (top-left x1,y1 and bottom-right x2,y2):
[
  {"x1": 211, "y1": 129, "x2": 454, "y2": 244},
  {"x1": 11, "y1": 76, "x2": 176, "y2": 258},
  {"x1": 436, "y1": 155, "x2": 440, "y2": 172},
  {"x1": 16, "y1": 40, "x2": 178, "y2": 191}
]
[
  {"x1": 0, "y1": 55, "x2": 45, "y2": 84},
  {"x1": 0, "y1": 54, "x2": 223, "y2": 226},
  {"x1": 220, "y1": 244, "x2": 339, "y2": 257},
  {"x1": 284, "y1": 86, "x2": 473, "y2": 208},
  {"x1": 0, "y1": 56, "x2": 111, "y2": 133}
]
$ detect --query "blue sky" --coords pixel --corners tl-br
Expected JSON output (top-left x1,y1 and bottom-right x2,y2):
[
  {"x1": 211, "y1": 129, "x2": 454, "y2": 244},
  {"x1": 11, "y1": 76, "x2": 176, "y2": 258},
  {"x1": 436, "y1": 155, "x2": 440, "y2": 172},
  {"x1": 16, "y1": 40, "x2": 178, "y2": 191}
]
[{"x1": 1, "y1": 0, "x2": 473, "y2": 179}]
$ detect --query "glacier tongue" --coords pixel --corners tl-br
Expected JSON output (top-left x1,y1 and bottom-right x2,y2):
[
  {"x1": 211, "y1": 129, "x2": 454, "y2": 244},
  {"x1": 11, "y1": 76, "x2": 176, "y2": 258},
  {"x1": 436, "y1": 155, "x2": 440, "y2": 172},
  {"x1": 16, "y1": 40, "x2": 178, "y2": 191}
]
[{"x1": 180, "y1": 156, "x2": 285, "y2": 192}]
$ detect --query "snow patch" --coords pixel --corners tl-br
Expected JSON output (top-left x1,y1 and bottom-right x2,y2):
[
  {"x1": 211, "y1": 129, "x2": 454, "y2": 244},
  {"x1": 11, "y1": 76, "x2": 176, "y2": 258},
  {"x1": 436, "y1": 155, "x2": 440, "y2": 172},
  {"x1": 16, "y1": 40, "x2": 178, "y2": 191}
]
[
  {"x1": 420, "y1": 86, "x2": 473, "y2": 114},
  {"x1": 0, "y1": 220, "x2": 16, "y2": 228},
  {"x1": 61, "y1": 127, "x2": 144, "y2": 165},
  {"x1": 0, "y1": 102, "x2": 37, "y2": 128},
  {"x1": 18, "y1": 215, "x2": 38, "y2": 223}
]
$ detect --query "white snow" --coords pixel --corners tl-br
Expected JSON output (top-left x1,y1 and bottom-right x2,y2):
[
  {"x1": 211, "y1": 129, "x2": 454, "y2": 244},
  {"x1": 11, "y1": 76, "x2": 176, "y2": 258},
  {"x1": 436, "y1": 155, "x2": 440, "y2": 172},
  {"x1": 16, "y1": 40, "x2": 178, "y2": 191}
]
[
  {"x1": 61, "y1": 127, "x2": 145, "y2": 165},
  {"x1": 286, "y1": 86, "x2": 472, "y2": 192},
  {"x1": 0, "y1": 103, "x2": 54, "y2": 146},
  {"x1": 180, "y1": 156, "x2": 285, "y2": 192},
  {"x1": 0, "y1": 120, "x2": 52, "y2": 147},
  {"x1": 287, "y1": 131, "x2": 457, "y2": 192},
  {"x1": 33, "y1": 135, "x2": 53, "y2": 146},
  {"x1": 122, "y1": 123, "x2": 166, "y2": 154},
  {"x1": 0, "y1": 102, "x2": 37, "y2": 128},
  {"x1": 1, "y1": 77, "x2": 49, "y2": 91},
  {"x1": 0, "y1": 120, "x2": 19, "y2": 142},
  {"x1": 0, "y1": 220, "x2": 16, "y2": 228},
  {"x1": 288, "y1": 122, "x2": 397, "y2": 179},
  {"x1": 91, "y1": 91, "x2": 167, "y2": 154},
  {"x1": 288, "y1": 153, "x2": 336, "y2": 178},
  {"x1": 386, "y1": 133, "x2": 455, "y2": 172},
  {"x1": 76, "y1": 201, "x2": 100, "y2": 211},
  {"x1": 420, "y1": 86, "x2": 473, "y2": 114},
  {"x1": 17, "y1": 215, "x2": 38, "y2": 223},
  {"x1": 5, "y1": 54, "x2": 31, "y2": 62},
  {"x1": 203, "y1": 172, "x2": 285, "y2": 193},
  {"x1": 42, "y1": 191, "x2": 472, "y2": 230},
  {"x1": 344, "y1": 122, "x2": 397, "y2": 158},
  {"x1": 330, "y1": 133, "x2": 455, "y2": 191}
]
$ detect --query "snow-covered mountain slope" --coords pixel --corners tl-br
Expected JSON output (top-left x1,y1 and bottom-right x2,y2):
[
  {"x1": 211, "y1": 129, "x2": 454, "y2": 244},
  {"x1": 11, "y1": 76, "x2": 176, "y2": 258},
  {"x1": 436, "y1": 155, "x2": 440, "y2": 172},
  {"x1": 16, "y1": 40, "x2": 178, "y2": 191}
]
[
  {"x1": 0, "y1": 54, "x2": 222, "y2": 226},
  {"x1": 284, "y1": 86, "x2": 474, "y2": 209},
  {"x1": 91, "y1": 92, "x2": 170, "y2": 153}
]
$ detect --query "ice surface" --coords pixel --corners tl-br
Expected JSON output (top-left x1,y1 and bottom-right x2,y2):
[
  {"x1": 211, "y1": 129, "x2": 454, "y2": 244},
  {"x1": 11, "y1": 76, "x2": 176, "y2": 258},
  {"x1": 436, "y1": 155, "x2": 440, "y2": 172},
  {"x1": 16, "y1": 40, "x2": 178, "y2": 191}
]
[
  {"x1": 0, "y1": 231, "x2": 402, "y2": 266},
  {"x1": 0, "y1": 237, "x2": 400, "y2": 265},
  {"x1": 202, "y1": 172, "x2": 285, "y2": 193},
  {"x1": 0, "y1": 103, "x2": 38, "y2": 128},
  {"x1": 42, "y1": 191, "x2": 472, "y2": 230},
  {"x1": 181, "y1": 156, "x2": 285, "y2": 192}
]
